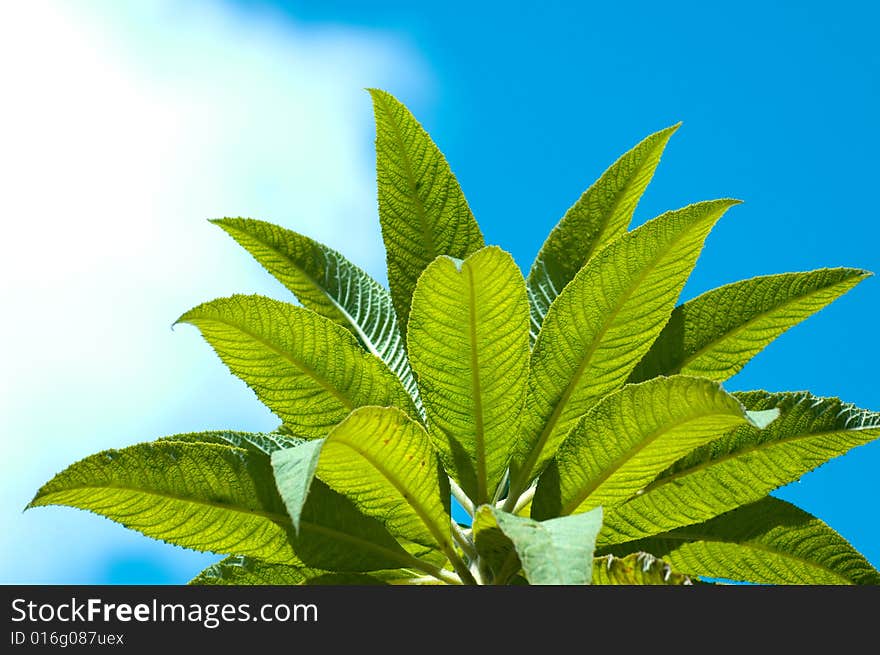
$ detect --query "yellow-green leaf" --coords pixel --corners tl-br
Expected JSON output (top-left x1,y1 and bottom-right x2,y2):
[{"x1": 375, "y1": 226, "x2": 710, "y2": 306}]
[
  {"x1": 408, "y1": 246, "x2": 530, "y2": 504},
  {"x1": 211, "y1": 218, "x2": 420, "y2": 405},
  {"x1": 592, "y1": 553, "x2": 693, "y2": 585},
  {"x1": 532, "y1": 376, "x2": 771, "y2": 519},
  {"x1": 527, "y1": 124, "x2": 679, "y2": 342},
  {"x1": 272, "y1": 406, "x2": 452, "y2": 551},
  {"x1": 176, "y1": 294, "x2": 416, "y2": 438},
  {"x1": 28, "y1": 441, "x2": 299, "y2": 564},
  {"x1": 600, "y1": 390, "x2": 880, "y2": 546},
  {"x1": 629, "y1": 268, "x2": 871, "y2": 383},
  {"x1": 604, "y1": 498, "x2": 880, "y2": 585},
  {"x1": 370, "y1": 88, "x2": 484, "y2": 332},
  {"x1": 511, "y1": 199, "x2": 739, "y2": 493}
]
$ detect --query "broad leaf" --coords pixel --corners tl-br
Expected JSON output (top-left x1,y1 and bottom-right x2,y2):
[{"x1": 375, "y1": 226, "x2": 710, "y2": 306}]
[
  {"x1": 629, "y1": 268, "x2": 871, "y2": 383},
  {"x1": 473, "y1": 505, "x2": 603, "y2": 585},
  {"x1": 604, "y1": 498, "x2": 880, "y2": 585},
  {"x1": 527, "y1": 124, "x2": 679, "y2": 342},
  {"x1": 158, "y1": 429, "x2": 303, "y2": 455},
  {"x1": 592, "y1": 553, "x2": 692, "y2": 585},
  {"x1": 156, "y1": 432, "x2": 443, "y2": 573},
  {"x1": 408, "y1": 246, "x2": 530, "y2": 504},
  {"x1": 272, "y1": 406, "x2": 452, "y2": 550},
  {"x1": 191, "y1": 556, "x2": 318, "y2": 585},
  {"x1": 511, "y1": 199, "x2": 739, "y2": 491},
  {"x1": 28, "y1": 441, "x2": 299, "y2": 563},
  {"x1": 532, "y1": 376, "x2": 774, "y2": 519},
  {"x1": 369, "y1": 88, "x2": 484, "y2": 332},
  {"x1": 600, "y1": 390, "x2": 880, "y2": 546},
  {"x1": 191, "y1": 556, "x2": 441, "y2": 585},
  {"x1": 212, "y1": 218, "x2": 419, "y2": 403},
  {"x1": 176, "y1": 295, "x2": 416, "y2": 438},
  {"x1": 286, "y1": 479, "x2": 421, "y2": 572}
]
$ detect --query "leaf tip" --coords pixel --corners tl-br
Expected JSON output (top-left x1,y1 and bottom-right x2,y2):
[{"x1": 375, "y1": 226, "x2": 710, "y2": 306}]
[{"x1": 665, "y1": 121, "x2": 683, "y2": 134}]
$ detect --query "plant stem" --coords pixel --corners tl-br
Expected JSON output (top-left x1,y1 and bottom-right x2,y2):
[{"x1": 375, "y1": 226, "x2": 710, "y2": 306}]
[
  {"x1": 501, "y1": 479, "x2": 523, "y2": 513},
  {"x1": 446, "y1": 548, "x2": 479, "y2": 585},
  {"x1": 450, "y1": 478, "x2": 474, "y2": 516},
  {"x1": 492, "y1": 468, "x2": 510, "y2": 504},
  {"x1": 433, "y1": 567, "x2": 465, "y2": 586},
  {"x1": 403, "y1": 555, "x2": 462, "y2": 585},
  {"x1": 512, "y1": 485, "x2": 536, "y2": 514},
  {"x1": 469, "y1": 559, "x2": 484, "y2": 585},
  {"x1": 451, "y1": 520, "x2": 476, "y2": 559}
]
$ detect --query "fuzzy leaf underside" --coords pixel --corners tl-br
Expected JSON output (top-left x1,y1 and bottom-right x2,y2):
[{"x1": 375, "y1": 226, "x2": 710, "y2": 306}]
[
  {"x1": 532, "y1": 376, "x2": 766, "y2": 519},
  {"x1": 272, "y1": 406, "x2": 451, "y2": 550},
  {"x1": 600, "y1": 391, "x2": 880, "y2": 546},
  {"x1": 212, "y1": 218, "x2": 420, "y2": 405},
  {"x1": 473, "y1": 505, "x2": 603, "y2": 585},
  {"x1": 513, "y1": 199, "x2": 739, "y2": 487},
  {"x1": 28, "y1": 441, "x2": 299, "y2": 563},
  {"x1": 176, "y1": 295, "x2": 416, "y2": 439},
  {"x1": 591, "y1": 553, "x2": 693, "y2": 585},
  {"x1": 629, "y1": 268, "x2": 871, "y2": 383},
  {"x1": 156, "y1": 430, "x2": 304, "y2": 456},
  {"x1": 527, "y1": 124, "x2": 679, "y2": 342},
  {"x1": 603, "y1": 498, "x2": 880, "y2": 585},
  {"x1": 370, "y1": 89, "x2": 485, "y2": 333},
  {"x1": 408, "y1": 246, "x2": 530, "y2": 504}
]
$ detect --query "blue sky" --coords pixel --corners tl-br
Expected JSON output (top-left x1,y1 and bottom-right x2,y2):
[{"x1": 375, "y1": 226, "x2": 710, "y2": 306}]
[{"x1": 2, "y1": 0, "x2": 878, "y2": 583}]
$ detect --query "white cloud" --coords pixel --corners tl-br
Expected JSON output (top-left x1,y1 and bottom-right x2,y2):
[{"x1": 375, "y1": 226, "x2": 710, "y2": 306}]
[{"x1": 0, "y1": 0, "x2": 428, "y2": 583}]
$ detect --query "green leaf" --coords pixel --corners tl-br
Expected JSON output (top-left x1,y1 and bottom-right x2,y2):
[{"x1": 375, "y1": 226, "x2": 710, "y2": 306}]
[
  {"x1": 600, "y1": 390, "x2": 880, "y2": 546},
  {"x1": 272, "y1": 406, "x2": 452, "y2": 550},
  {"x1": 532, "y1": 376, "x2": 771, "y2": 519},
  {"x1": 604, "y1": 498, "x2": 880, "y2": 585},
  {"x1": 191, "y1": 556, "x2": 440, "y2": 585},
  {"x1": 511, "y1": 199, "x2": 740, "y2": 490},
  {"x1": 158, "y1": 430, "x2": 304, "y2": 456},
  {"x1": 473, "y1": 505, "x2": 603, "y2": 585},
  {"x1": 28, "y1": 441, "x2": 299, "y2": 564},
  {"x1": 369, "y1": 89, "x2": 485, "y2": 333},
  {"x1": 408, "y1": 246, "x2": 530, "y2": 504},
  {"x1": 287, "y1": 479, "x2": 420, "y2": 572},
  {"x1": 629, "y1": 268, "x2": 871, "y2": 383},
  {"x1": 191, "y1": 556, "x2": 318, "y2": 585},
  {"x1": 527, "y1": 124, "x2": 679, "y2": 342},
  {"x1": 176, "y1": 294, "x2": 416, "y2": 439},
  {"x1": 151, "y1": 432, "x2": 442, "y2": 573},
  {"x1": 211, "y1": 218, "x2": 420, "y2": 404},
  {"x1": 592, "y1": 553, "x2": 693, "y2": 585}
]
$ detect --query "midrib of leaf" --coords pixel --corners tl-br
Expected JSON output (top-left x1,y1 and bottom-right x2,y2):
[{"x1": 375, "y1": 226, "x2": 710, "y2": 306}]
[
  {"x1": 375, "y1": 91, "x2": 436, "y2": 260},
  {"x1": 647, "y1": 531, "x2": 853, "y2": 585},
  {"x1": 220, "y1": 224, "x2": 383, "y2": 359},
  {"x1": 466, "y1": 264, "x2": 488, "y2": 504},
  {"x1": 518, "y1": 228, "x2": 686, "y2": 489},
  {"x1": 640, "y1": 424, "x2": 880, "y2": 494},
  {"x1": 38, "y1": 483, "x2": 293, "y2": 526},
  {"x1": 561, "y1": 409, "x2": 735, "y2": 515},
  {"x1": 332, "y1": 436, "x2": 451, "y2": 551},
  {"x1": 195, "y1": 317, "x2": 354, "y2": 410},
  {"x1": 672, "y1": 285, "x2": 859, "y2": 373}
]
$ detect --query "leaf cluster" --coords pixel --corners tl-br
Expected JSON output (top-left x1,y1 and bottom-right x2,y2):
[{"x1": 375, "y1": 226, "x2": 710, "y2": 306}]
[{"x1": 30, "y1": 90, "x2": 880, "y2": 585}]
